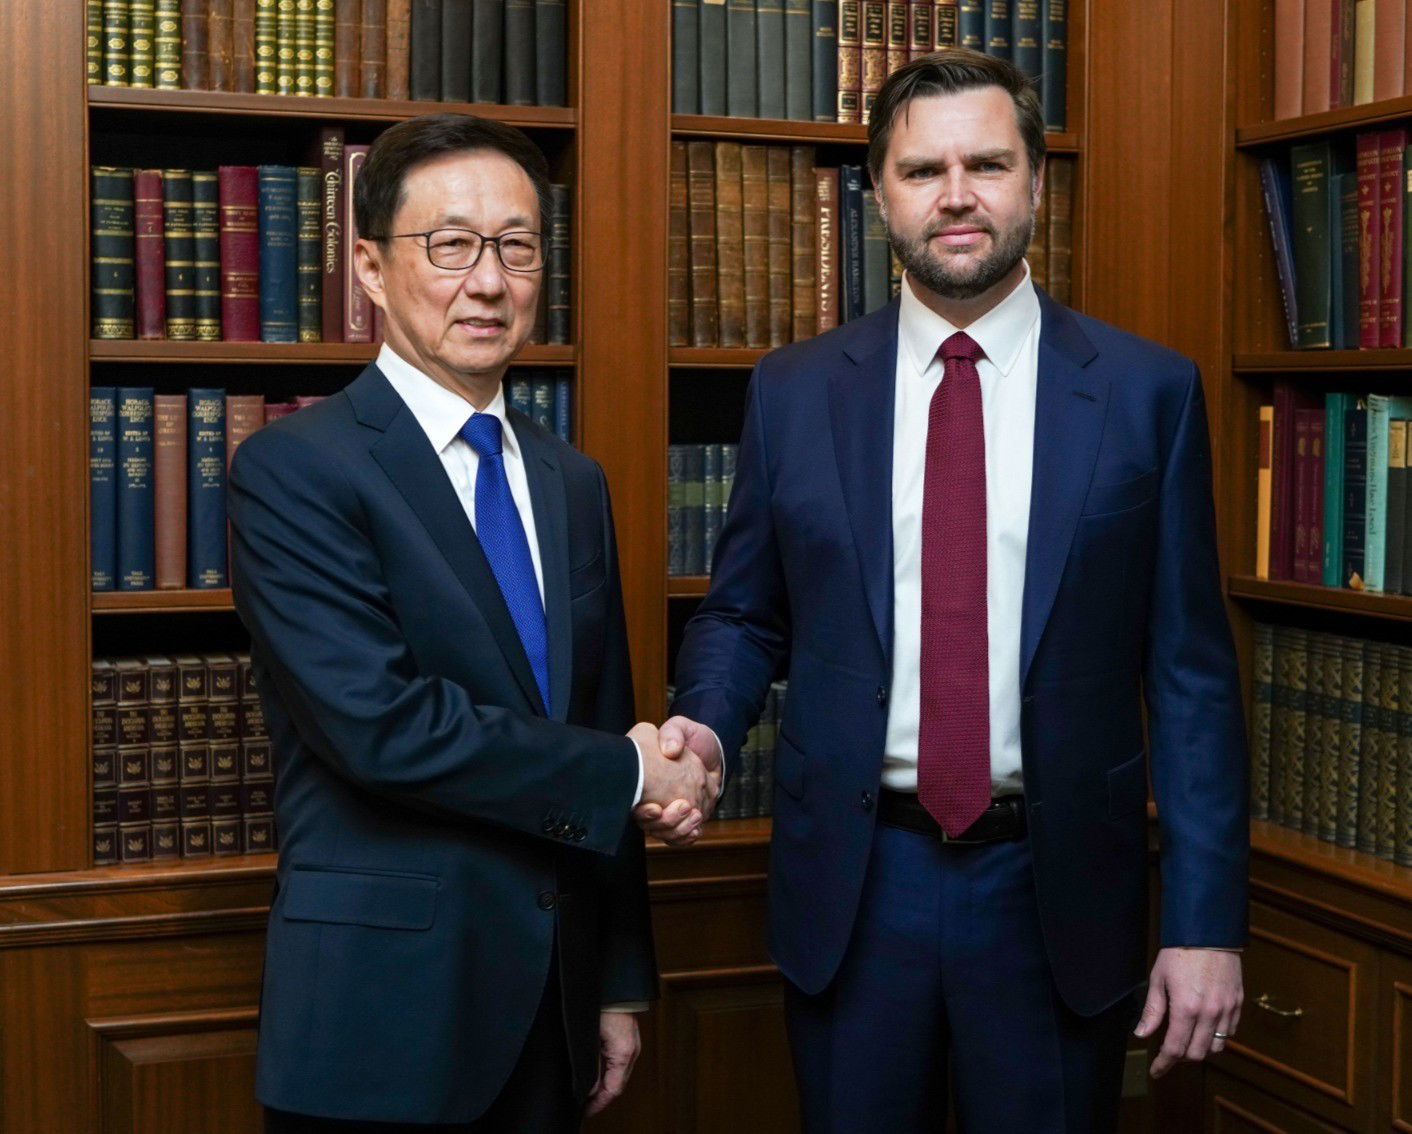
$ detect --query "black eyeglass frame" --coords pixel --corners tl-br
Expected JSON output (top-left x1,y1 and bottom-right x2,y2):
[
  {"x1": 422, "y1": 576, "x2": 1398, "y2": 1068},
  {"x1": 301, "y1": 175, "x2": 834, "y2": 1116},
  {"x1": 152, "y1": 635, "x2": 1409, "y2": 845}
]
[{"x1": 373, "y1": 227, "x2": 548, "y2": 273}]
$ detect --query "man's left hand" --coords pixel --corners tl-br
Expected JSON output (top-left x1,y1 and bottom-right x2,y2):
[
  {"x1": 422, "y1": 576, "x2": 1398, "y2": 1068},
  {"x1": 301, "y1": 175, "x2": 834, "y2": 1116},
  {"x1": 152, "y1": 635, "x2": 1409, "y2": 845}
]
[
  {"x1": 1136, "y1": 947, "x2": 1243, "y2": 1078},
  {"x1": 585, "y1": 1010, "x2": 641, "y2": 1116}
]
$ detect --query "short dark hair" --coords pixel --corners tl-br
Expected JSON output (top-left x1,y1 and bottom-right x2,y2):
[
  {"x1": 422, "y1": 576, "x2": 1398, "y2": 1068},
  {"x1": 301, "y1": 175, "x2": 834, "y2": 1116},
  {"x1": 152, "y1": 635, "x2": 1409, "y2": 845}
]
[
  {"x1": 866, "y1": 48, "x2": 1047, "y2": 185},
  {"x1": 354, "y1": 113, "x2": 553, "y2": 240}
]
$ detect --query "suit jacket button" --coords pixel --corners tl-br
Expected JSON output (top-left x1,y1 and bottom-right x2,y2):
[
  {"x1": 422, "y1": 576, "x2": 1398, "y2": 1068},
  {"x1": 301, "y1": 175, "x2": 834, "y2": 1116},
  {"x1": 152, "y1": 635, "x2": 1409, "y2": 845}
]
[
  {"x1": 861, "y1": 790, "x2": 874, "y2": 812},
  {"x1": 876, "y1": 687, "x2": 888, "y2": 706},
  {"x1": 542, "y1": 818, "x2": 556, "y2": 834},
  {"x1": 573, "y1": 828, "x2": 586, "y2": 842},
  {"x1": 537, "y1": 891, "x2": 557, "y2": 910}
]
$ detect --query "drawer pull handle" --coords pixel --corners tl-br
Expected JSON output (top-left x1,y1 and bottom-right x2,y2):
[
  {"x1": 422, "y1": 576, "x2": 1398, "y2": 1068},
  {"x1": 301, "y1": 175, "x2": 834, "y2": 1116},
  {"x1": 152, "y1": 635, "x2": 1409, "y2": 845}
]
[{"x1": 1254, "y1": 993, "x2": 1304, "y2": 1020}]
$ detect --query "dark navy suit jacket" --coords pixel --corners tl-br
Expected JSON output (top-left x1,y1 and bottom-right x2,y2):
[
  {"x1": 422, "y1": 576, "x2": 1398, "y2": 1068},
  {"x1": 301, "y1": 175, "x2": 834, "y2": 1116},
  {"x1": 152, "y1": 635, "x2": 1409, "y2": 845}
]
[
  {"x1": 673, "y1": 291, "x2": 1249, "y2": 1017},
  {"x1": 229, "y1": 364, "x2": 655, "y2": 1124}
]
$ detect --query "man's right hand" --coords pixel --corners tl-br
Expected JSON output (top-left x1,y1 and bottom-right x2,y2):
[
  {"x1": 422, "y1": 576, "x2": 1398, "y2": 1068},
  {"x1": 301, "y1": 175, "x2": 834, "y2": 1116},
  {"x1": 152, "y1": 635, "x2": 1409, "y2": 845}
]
[{"x1": 632, "y1": 717, "x2": 724, "y2": 847}]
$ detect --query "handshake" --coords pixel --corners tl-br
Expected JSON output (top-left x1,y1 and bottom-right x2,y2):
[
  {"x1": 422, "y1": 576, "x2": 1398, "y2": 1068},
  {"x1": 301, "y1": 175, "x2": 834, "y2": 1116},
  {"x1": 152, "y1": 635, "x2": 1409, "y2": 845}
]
[{"x1": 627, "y1": 717, "x2": 723, "y2": 847}]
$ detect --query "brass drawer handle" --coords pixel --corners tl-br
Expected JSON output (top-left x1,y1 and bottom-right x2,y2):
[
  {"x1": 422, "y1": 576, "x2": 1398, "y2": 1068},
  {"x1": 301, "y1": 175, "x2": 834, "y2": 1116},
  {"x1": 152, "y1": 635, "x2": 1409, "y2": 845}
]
[{"x1": 1254, "y1": 993, "x2": 1304, "y2": 1020}]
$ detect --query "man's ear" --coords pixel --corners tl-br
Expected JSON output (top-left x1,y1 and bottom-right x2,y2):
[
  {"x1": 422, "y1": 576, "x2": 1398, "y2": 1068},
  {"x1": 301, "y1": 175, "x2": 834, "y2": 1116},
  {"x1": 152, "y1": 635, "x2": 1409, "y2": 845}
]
[
  {"x1": 353, "y1": 238, "x2": 386, "y2": 309},
  {"x1": 1031, "y1": 158, "x2": 1046, "y2": 210}
]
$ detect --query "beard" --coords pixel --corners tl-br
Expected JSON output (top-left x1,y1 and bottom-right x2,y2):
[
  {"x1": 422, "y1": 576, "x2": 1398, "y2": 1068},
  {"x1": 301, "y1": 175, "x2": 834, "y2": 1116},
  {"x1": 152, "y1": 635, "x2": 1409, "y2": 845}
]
[{"x1": 885, "y1": 208, "x2": 1035, "y2": 301}]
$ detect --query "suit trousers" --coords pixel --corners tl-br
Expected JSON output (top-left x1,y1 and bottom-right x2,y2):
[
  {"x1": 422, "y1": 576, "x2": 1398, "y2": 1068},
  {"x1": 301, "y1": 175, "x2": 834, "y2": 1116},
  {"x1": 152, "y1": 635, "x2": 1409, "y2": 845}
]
[
  {"x1": 785, "y1": 823, "x2": 1139, "y2": 1134},
  {"x1": 264, "y1": 959, "x2": 579, "y2": 1134}
]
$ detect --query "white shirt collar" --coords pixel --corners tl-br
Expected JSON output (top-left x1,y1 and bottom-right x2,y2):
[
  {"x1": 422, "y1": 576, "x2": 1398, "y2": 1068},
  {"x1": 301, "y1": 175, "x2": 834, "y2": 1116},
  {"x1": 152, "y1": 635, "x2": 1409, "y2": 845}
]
[
  {"x1": 897, "y1": 261, "x2": 1041, "y2": 379},
  {"x1": 376, "y1": 342, "x2": 519, "y2": 460}
]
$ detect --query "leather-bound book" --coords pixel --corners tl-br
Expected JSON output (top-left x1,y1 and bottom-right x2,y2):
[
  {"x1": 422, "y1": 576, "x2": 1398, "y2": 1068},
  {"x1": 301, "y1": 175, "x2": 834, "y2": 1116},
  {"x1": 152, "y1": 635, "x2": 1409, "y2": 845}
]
[
  {"x1": 548, "y1": 183, "x2": 571, "y2": 345},
  {"x1": 134, "y1": 169, "x2": 167, "y2": 339},
  {"x1": 907, "y1": 0, "x2": 932, "y2": 61},
  {"x1": 218, "y1": 165, "x2": 260, "y2": 340},
  {"x1": 297, "y1": 167, "x2": 322, "y2": 341},
  {"x1": 535, "y1": 0, "x2": 566, "y2": 105},
  {"x1": 687, "y1": 141, "x2": 720, "y2": 346},
  {"x1": 275, "y1": 0, "x2": 296, "y2": 95},
  {"x1": 163, "y1": 169, "x2": 196, "y2": 340},
  {"x1": 766, "y1": 146, "x2": 793, "y2": 346},
  {"x1": 700, "y1": 0, "x2": 727, "y2": 116},
  {"x1": 294, "y1": 0, "x2": 317, "y2": 95},
  {"x1": 104, "y1": 0, "x2": 131, "y2": 86},
  {"x1": 715, "y1": 142, "x2": 747, "y2": 348},
  {"x1": 1042, "y1": 0, "x2": 1065, "y2": 129},
  {"x1": 727, "y1": 0, "x2": 757, "y2": 117},
  {"x1": 957, "y1": 0, "x2": 982, "y2": 48},
  {"x1": 89, "y1": 0, "x2": 103, "y2": 84},
  {"x1": 860, "y1": 0, "x2": 885, "y2": 122},
  {"x1": 1356, "y1": 131, "x2": 1381, "y2": 349},
  {"x1": 116, "y1": 388, "x2": 156, "y2": 591},
  {"x1": 362, "y1": 0, "x2": 388, "y2": 97},
  {"x1": 669, "y1": 142, "x2": 691, "y2": 347},
  {"x1": 472, "y1": 0, "x2": 504, "y2": 103},
  {"x1": 1046, "y1": 155, "x2": 1072, "y2": 306},
  {"x1": 674, "y1": 0, "x2": 700, "y2": 113},
  {"x1": 209, "y1": 0, "x2": 234, "y2": 91},
  {"x1": 742, "y1": 146, "x2": 770, "y2": 347},
  {"x1": 837, "y1": 0, "x2": 862, "y2": 123},
  {"x1": 187, "y1": 389, "x2": 228, "y2": 589},
  {"x1": 983, "y1": 0, "x2": 1009, "y2": 61},
  {"x1": 335, "y1": 0, "x2": 360, "y2": 94},
  {"x1": 192, "y1": 172, "x2": 223, "y2": 340},
  {"x1": 411, "y1": 0, "x2": 442, "y2": 100},
  {"x1": 387, "y1": 0, "x2": 412, "y2": 98},
  {"x1": 91, "y1": 388, "x2": 119, "y2": 592},
  {"x1": 257, "y1": 165, "x2": 299, "y2": 342},
  {"x1": 885, "y1": 1, "x2": 907, "y2": 75},
  {"x1": 232, "y1": 0, "x2": 256, "y2": 90},
  {"x1": 783, "y1": 0, "x2": 812, "y2": 121},
  {"x1": 91, "y1": 165, "x2": 136, "y2": 339},
  {"x1": 811, "y1": 0, "x2": 837, "y2": 123},
  {"x1": 757, "y1": 0, "x2": 787, "y2": 119},
  {"x1": 935, "y1": 0, "x2": 958, "y2": 46},
  {"x1": 255, "y1": 0, "x2": 278, "y2": 92},
  {"x1": 226, "y1": 395, "x2": 266, "y2": 469},
  {"x1": 441, "y1": 0, "x2": 470, "y2": 103},
  {"x1": 314, "y1": 0, "x2": 335, "y2": 95},
  {"x1": 1379, "y1": 130, "x2": 1406, "y2": 348},
  {"x1": 156, "y1": 0, "x2": 183, "y2": 87},
  {"x1": 838, "y1": 163, "x2": 863, "y2": 320},
  {"x1": 790, "y1": 145, "x2": 817, "y2": 341},
  {"x1": 129, "y1": 0, "x2": 155, "y2": 87},
  {"x1": 814, "y1": 165, "x2": 840, "y2": 331},
  {"x1": 153, "y1": 394, "x2": 187, "y2": 590},
  {"x1": 1011, "y1": 0, "x2": 1040, "y2": 86},
  {"x1": 315, "y1": 127, "x2": 345, "y2": 342},
  {"x1": 505, "y1": 0, "x2": 535, "y2": 106},
  {"x1": 343, "y1": 145, "x2": 373, "y2": 342},
  {"x1": 861, "y1": 190, "x2": 888, "y2": 314},
  {"x1": 182, "y1": 0, "x2": 209, "y2": 87}
]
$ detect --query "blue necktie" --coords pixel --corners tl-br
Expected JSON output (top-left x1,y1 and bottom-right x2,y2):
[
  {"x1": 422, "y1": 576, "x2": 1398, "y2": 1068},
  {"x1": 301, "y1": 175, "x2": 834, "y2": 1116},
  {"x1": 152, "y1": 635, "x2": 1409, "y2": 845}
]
[{"x1": 459, "y1": 412, "x2": 550, "y2": 712}]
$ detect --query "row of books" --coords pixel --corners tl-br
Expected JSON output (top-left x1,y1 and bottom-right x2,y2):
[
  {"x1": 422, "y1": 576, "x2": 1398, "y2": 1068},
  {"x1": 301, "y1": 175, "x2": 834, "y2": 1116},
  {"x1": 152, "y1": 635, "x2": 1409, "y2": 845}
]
[
  {"x1": 92, "y1": 653, "x2": 277, "y2": 865},
  {"x1": 1260, "y1": 132, "x2": 1411, "y2": 351},
  {"x1": 88, "y1": 0, "x2": 568, "y2": 106},
  {"x1": 1255, "y1": 385, "x2": 1412, "y2": 595},
  {"x1": 1025, "y1": 153, "x2": 1072, "y2": 306},
  {"x1": 90, "y1": 151, "x2": 572, "y2": 345},
  {"x1": 666, "y1": 682, "x2": 786, "y2": 820},
  {"x1": 668, "y1": 444, "x2": 739, "y2": 576},
  {"x1": 1251, "y1": 622, "x2": 1412, "y2": 865},
  {"x1": 1271, "y1": 0, "x2": 1412, "y2": 121},
  {"x1": 90, "y1": 377, "x2": 573, "y2": 593},
  {"x1": 670, "y1": 0, "x2": 1067, "y2": 130}
]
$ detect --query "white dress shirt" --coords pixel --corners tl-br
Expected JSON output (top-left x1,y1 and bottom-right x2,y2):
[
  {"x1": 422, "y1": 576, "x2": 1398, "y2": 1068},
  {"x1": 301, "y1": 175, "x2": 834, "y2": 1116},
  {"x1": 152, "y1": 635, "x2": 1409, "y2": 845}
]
[{"x1": 881, "y1": 267, "x2": 1040, "y2": 795}]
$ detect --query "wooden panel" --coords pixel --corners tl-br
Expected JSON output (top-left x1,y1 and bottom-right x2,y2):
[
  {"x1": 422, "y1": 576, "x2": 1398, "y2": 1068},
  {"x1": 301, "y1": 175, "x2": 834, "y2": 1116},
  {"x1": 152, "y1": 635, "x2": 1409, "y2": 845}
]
[
  {"x1": 1228, "y1": 577, "x2": 1412, "y2": 624},
  {"x1": 1225, "y1": 902, "x2": 1378, "y2": 1129},
  {"x1": 1380, "y1": 956, "x2": 1412, "y2": 1133},
  {"x1": 1206, "y1": 1070, "x2": 1345, "y2": 1134}
]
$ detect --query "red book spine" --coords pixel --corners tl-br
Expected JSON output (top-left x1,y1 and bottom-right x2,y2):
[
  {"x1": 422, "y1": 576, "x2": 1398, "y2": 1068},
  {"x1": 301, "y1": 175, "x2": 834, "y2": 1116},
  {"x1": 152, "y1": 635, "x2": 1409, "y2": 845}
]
[
  {"x1": 343, "y1": 145, "x2": 372, "y2": 343},
  {"x1": 1379, "y1": 129, "x2": 1406, "y2": 348},
  {"x1": 1357, "y1": 131, "x2": 1382, "y2": 350},
  {"x1": 1270, "y1": 382, "x2": 1297, "y2": 579},
  {"x1": 317, "y1": 127, "x2": 345, "y2": 344},
  {"x1": 134, "y1": 169, "x2": 167, "y2": 339},
  {"x1": 1291, "y1": 409, "x2": 1313, "y2": 582},
  {"x1": 217, "y1": 165, "x2": 260, "y2": 341},
  {"x1": 153, "y1": 393, "x2": 187, "y2": 589},
  {"x1": 1307, "y1": 412, "x2": 1325, "y2": 580}
]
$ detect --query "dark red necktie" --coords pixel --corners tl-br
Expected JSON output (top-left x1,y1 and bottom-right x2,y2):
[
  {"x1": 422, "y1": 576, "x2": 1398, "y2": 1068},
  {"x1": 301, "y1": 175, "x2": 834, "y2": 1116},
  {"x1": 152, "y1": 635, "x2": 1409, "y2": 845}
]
[{"x1": 917, "y1": 330, "x2": 992, "y2": 838}]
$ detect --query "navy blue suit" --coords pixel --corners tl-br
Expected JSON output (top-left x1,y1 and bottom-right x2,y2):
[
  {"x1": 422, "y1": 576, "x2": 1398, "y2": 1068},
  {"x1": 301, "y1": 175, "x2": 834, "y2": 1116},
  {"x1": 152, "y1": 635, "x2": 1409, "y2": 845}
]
[
  {"x1": 673, "y1": 292, "x2": 1248, "y2": 1125},
  {"x1": 229, "y1": 364, "x2": 654, "y2": 1125}
]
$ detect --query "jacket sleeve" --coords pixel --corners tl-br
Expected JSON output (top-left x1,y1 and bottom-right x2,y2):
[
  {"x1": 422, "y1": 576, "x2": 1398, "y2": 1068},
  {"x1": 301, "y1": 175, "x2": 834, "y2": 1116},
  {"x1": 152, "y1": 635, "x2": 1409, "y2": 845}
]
[
  {"x1": 1142, "y1": 363, "x2": 1250, "y2": 948},
  {"x1": 228, "y1": 423, "x2": 639, "y2": 856}
]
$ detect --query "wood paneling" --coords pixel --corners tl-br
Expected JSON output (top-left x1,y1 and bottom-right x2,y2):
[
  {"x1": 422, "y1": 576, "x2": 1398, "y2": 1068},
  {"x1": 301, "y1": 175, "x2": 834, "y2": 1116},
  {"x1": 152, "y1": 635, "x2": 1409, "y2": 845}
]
[{"x1": 1207, "y1": 1070, "x2": 1345, "y2": 1133}]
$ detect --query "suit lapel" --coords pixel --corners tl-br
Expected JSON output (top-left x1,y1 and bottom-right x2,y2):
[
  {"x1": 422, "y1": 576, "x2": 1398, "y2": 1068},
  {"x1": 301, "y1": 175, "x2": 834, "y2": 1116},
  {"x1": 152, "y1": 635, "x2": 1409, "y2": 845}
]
[
  {"x1": 830, "y1": 303, "x2": 900, "y2": 664},
  {"x1": 349, "y1": 366, "x2": 548, "y2": 715},
  {"x1": 1020, "y1": 293, "x2": 1107, "y2": 685},
  {"x1": 515, "y1": 412, "x2": 573, "y2": 724}
]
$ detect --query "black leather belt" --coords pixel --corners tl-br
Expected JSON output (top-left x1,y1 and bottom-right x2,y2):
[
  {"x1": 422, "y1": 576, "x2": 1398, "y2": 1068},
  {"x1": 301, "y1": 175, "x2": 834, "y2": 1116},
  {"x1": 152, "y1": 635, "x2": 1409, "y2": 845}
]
[{"x1": 877, "y1": 789, "x2": 1027, "y2": 845}]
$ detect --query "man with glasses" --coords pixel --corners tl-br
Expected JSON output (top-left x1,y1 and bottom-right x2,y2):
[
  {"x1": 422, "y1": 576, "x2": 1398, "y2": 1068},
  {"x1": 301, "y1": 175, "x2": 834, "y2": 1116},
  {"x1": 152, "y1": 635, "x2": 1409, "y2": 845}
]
[{"x1": 229, "y1": 114, "x2": 719, "y2": 1132}]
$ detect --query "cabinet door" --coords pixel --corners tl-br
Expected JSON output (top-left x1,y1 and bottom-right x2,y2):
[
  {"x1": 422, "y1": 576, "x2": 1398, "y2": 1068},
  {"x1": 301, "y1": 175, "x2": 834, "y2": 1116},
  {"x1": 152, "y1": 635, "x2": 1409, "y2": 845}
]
[
  {"x1": 1206, "y1": 1069, "x2": 1346, "y2": 1133},
  {"x1": 1379, "y1": 951, "x2": 1412, "y2": 1134}
]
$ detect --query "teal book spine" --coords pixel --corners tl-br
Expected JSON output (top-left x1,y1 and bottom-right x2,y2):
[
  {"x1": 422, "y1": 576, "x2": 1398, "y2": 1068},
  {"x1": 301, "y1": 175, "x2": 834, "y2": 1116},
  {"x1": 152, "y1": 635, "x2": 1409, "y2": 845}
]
[
  {"x1": 1364, "y1": 395, "x2": 1412, "y2": 592},
  {"x1": 116, "y1": 387, "x2": 155, "y2": 591},
  {"x1": 257, "y1": 165, "x2": 299, "y2": 344},
  {"x1": 1323, "y1": 390, "x2": 1351, "y2": 587},
  {"x1": 187, "y1": 389, "x2": 228, "y2": 589},
  {"x1": 91, "y1": 387, "x2": 119, "y2": 591}
]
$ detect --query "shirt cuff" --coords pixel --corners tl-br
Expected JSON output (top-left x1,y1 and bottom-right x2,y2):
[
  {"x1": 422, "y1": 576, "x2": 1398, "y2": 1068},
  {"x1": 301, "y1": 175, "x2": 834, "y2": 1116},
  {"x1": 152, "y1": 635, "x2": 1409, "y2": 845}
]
[
  {"x1": 705, "y1": 726, "x2": 726, "y2": 800},
  {"x1": 603, "y1": 1001, "x2": 650, "y2": 1013},
  {"x1": 629, "y1": 736, "x2": 645, "y2": 807}
]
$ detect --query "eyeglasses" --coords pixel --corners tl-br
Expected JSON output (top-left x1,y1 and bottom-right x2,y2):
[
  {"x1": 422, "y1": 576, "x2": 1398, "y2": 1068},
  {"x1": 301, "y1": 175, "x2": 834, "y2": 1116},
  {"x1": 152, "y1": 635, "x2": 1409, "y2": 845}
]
[{"x1": 377, "y1": 228, "x2": 547, "y2": 273}]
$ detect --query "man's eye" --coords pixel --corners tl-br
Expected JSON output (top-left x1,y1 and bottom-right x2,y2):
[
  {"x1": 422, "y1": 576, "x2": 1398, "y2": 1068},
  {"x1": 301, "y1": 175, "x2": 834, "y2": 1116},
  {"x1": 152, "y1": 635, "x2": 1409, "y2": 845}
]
[{"x1": 434, "y1": 237, "x2": 472, "y2": 251}]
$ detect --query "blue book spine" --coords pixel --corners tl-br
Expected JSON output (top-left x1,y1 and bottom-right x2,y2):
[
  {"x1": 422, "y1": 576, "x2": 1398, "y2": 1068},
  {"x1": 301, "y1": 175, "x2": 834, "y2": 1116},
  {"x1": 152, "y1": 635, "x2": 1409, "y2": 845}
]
[
  {"x1": 531, "y1": 378, "x2": 555, "y2": 432},
  {"x1": 958, "y1": 0, "x2": 984, "y2": 48},
  {"x1": 700, "y1": 0, "x2": 728, "y2": 116},
  {"x1": 1343, "y1": 402, "x2": 1368, "y2": 588},
  {"x1": 1323, "y1": 391, "x2": 1350, "y2": 587},
  {"x1": 1011, "y1": 0, "x2": 1041, "y2": 85},
  {"x1": 785, "y1": 0, "x2": 813, "y2": 121},
  {"x1": 726, "y1": 0, "x2": 758, "y2": 117},
  {"x1": 116, "y1": 388, "x2": 155, "y2": 591},
  {"x1": 257, "y1": 166, "x2": 299, "y2": 343},
  {"x1": 91, "y1": 387, "x2": 119, "y2": 591},
  {"x1": 861, "y1": 190, "x2": 888, "y2": 314},
  {"x1": 673, "y1": 0, "x2": 700, "y2": 113},
  {"x1": 553, "y1": 375, "x2": 571, "y2": 442},
  {"x1": 840, "y1": 164, "x2": 865, "y2": 321},
  {"x1": 984, "y1": 0, "x2": 1010, "y2": 61},
  {"x1": 187, "y1": 389, "x2": 228, "y2": 589},
  {"x1": 811, "y1": 1, "x2": 837, "y2": 123},
  {"x1": 685, "y1": 444, "x2": 707, "y2": 574},
  {"x1": 1258, "y1": 157, "x2": 1300, "y2": 350},
  {"x1": 668, "y1": 444, "x2": 688, "y2": 576},
  {"x1": 1041, "y1": 0, "x2": 1066, "y2": 131},
  {"x1": 507, "y1": 376, "x2": 533, "y2": 418}
]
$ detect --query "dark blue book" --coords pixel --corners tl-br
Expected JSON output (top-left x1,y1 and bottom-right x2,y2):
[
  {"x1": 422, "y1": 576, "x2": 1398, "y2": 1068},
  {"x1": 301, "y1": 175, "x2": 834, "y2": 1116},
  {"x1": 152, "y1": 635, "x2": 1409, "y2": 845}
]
[
  {"x1": 958, "y1": 0, "x2": 984, "y2": 48},
  {"x1": 507, "y1": 375, "x2": 533, "y2": 418},
  {"x1": 535, "y1": 0, "x2": 567, "y2": 105},
  {"x1": 471, "y1": 0, "x2": 505, "y2": 103},
  {"x1": 839, "y1": 164, "x2": 866, "y2": 321},
  {"x1": 1344, "y1": 401, "x2": 1368, "y2": 589},
  {"x1": 187, "y1": 389, "x2": 228, "y2": 589},
  {"x1": 1041, "y1": 0, "x2": 1066, "y2": 130},
  {"x1": 257, "y1": 166, "x2": 298, "y2": 343},
  {"x1": 553, "y1": 375, "x2": 571, "y2": 442},
  {"x1": 1257, "y1": 156, "x2": 1299, "y2": 350},
  {"x1": 116, "y1": 388, "x2": 155, "y2": 591},
  {"x1": 811, "y1": 1, "x2": 838, "y2": 123},
  {"x1": 785, "y1": 0, "x2": 813, "y2": 121},
  {"x1": 531, "y1": 378, "x2": 555, "y2": 432},
  {"x1": 668, "y1": 445, "x2": 687, "y2": 576},
  {"x1": 862, "y1": 190, "x2": 888, "y2": 314},
  {"x1": 984, "y1": 0, "x2": 1010, "y2": 61},
  {"x1": 757, "y1": 0, "x2": 787, "y2": 119},
  {"x1": 685, "y1": 444, "x2": 707, "y2": 574},
  {"x1": 1011, "y1": 0, "x2": 1041, "y2": 87},
  {"x1": 504, "y1": 0, "x2": 536, "y2": 106},
  {"x1": 674, "y1": 0, "x2": 700, "y2": 113},
  {"x1": 91, "y1": 387, "x2": 119, "y2": 591},
  {"x1": 547, "y1": 183, "x2": 571, "y2": 345},
  {"x1": 700, "y1": 0, "x2": 728, "y2": 115},
  {"x1": 727, "y1": 0, "x2": 758, "y2": 117},
  {"x1": 703, "y1": 443, "x2": 723, "y2": 572},
  {"x1": 1338, "y1": 171, "x2": 1360, "y2": 350}
]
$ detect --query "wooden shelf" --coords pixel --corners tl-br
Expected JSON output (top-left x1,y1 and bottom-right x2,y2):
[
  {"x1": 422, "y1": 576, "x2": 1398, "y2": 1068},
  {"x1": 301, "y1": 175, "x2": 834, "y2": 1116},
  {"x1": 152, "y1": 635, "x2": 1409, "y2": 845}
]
[
  {"x1": 667, "y1": 575, "x2": 710, "y2": 598},
  {"x1": 90, "y1": 340, "x2": 575, "y2": 366},
  {"x1": 1232, "y1": 349, "x2": 1412, "y2": 374},
  {"x1": 1227, "y1": 575, "x2": 1412, "y2": 621},
  {"x1": 1236, "y1": 95, "x2": 1412, "y2": 148},
  {"x1": 1251, "y1": 820, "x2": 1412, "y2": 906},
  {"x1": 670, "y1": 114, "x2": 1081, "y2": 154},
  {"x1": 88, "y1": 85, "x2": 578, "y2": 129},
  {"x1": 93, "y1": 590, "x2": 234, "y2": 614},
  {"x1": 669, "y1": 347, "x2": 767, "y2": 369}
]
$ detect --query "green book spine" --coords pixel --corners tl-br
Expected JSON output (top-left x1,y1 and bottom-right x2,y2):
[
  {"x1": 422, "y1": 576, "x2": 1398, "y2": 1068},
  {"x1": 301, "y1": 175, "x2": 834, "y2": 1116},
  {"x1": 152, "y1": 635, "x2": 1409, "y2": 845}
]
[
  {"x1": 1337, "y1": 635, "x2": 1364, "y2": 848},
  {"x1": 277, "y1": 0, "x2": 296, "y2": 95},
  {"x1": 1301, "y1": 633, "x2": 1326, "y2": 837},
  {"x1": 1284, "y1": 627, "x2": 1309, "y2": 830},
  {"x1": 162, "y1": 169, "x2": 196, "y2": 340},
  {"x1": 256, "y1": 0, "x2": 279, "y2": 93},
  {"x1": 155, "y1": 0, "x2": 182, "y2": 87},
  {"x1": 92, "y1": 166, "x2": 136, "y2": 339},
  {"x1": 1268, "y1": 625, "x2": 1289, "y2": 826},
  {"x1": 1323, "y1": 391, "x2": 1351, "y2": 586},
  {"x1": 1396, "y1": 647, "x2": 1412, "y2": 865},
  {"x1": 89, "y1": 0, "x2": 103, "y2": 83},
  {"x1": 1377, "y1": 644, "x2": 1402, "y2": 859},
  {"x1": 1319, "y1": 632, "x2": 1343, "y2": 843},
  {"x1": 314, "y1": 0, "x2": 335, "y2": 96},
  {"x1": 1290, "y1": 141, "x2": 1335, "y2": 349},
  {"x1": 295, "y1": 0, "x2": 316, "y2": 95},
  {"x1": 1251, "y1": 621, "x2": 1273, "y2": 820},
  {"x1": 129, "y1": 0, "x2": 155, "y2": 87},
  {"x1": 1404, "y1": 140, "x2": 1412, "y2": 347},
  {"x1": 192, "y1": 172, "x2": 223, "y2": 341},
  {"x1": 1357, "y1": 639, "x2": 1382, "y2": 854},
  {"x1": 1366, "y1": 395, "x2": 1412, "y2": 592},
  {"x1": 297, "y1": 167, "x2": 322, "y2": 341},
  {"x1": 104, "y1": 0, "x2": 131, "y2": 86}
]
